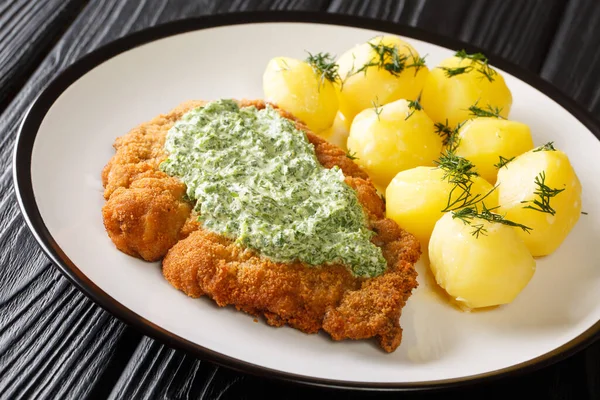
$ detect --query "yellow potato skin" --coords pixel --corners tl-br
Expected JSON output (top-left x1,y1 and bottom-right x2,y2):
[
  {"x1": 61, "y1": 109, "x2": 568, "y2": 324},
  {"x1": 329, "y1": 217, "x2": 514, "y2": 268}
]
[
  {"x1": 263, "y1": 57, "x2": 339, "y2": 133},
  {"x1": 336, "y1": 36, "x2": 429, "y2": 122},
  {"x1": 318, "y1": 111, "x2": 350, "y2": 151},
  {"x1": 455, "y1": 118, "x2": 534, "y2": 184},
  {"x1": 429, "y1": 212, "x2": 536, "y2": 309},
  {"x1": 496, "y1": 149, "x2": 582, "y2": 257},
  {"x1": 347, "y1": 99, "x2": 443, "y2": 188},
  {"x1": 386, "y1": 166, "x2": 498, "y2": 246},
  {"x1": 420, "y1": 56, "x2": 512, "y2": 127}
]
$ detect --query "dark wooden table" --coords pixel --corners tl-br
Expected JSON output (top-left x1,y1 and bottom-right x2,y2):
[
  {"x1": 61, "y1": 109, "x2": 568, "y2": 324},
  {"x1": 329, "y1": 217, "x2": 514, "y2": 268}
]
[{"x1": 1, "y1": 0, "x2": 599, "y2": 398}]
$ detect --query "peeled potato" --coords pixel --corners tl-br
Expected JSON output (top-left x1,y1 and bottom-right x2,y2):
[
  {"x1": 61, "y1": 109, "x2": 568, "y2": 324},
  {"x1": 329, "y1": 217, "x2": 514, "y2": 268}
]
[
  {"x1": 421, "y1": 55, "x2": 512, "y2": 127},
  {"x1": 263, "y1": 56, "x2": 338, "y2": 133},
  {"x1": 429, "y1": 212, "x2": 536, "y2": 309},
  {"x1": 337, "y1": 35, "x2": 429, "y2": 122},
  {"x1": 318, "y1": 111, "x2": 350, "y2": 151},
  {"x1": 386, "y1": 166, "x2": 498, "y2": 246},
  {"x1": 496, "y1": 148, "x2": 582, "y2": 257},
  {"x1": 455, "y1": 117, "x2": 534, "y2": 183},
  {"x1": 347, "y1": 99, "x2": 442, "y2": 188}
]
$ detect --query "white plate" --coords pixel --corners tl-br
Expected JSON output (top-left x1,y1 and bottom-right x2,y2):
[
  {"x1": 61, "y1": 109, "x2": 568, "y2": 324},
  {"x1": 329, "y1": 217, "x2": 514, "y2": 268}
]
[{"x1": 13, "y1": 12, "x2": 600, "y2": 390}]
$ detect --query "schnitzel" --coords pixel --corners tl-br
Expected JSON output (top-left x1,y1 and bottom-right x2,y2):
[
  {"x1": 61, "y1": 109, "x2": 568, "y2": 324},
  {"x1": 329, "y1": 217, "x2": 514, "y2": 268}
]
[{"x1": 101, "y1": 99, "x2": 420, "y2": 352}]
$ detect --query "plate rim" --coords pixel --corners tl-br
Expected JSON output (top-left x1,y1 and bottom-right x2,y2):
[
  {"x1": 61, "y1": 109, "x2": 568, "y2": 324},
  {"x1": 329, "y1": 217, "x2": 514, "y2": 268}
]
[{"x1": 12, "y1": 10, "x2": 600, "y2": 391}]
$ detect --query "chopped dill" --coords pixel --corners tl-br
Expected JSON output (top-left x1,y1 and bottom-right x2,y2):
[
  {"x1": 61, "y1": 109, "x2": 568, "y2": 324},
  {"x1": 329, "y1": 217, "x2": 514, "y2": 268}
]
[
  {"x1": 455, "y1": 49, "x2": 497, "y2": 82},
  {"x1": 452, "y1": 203, "x2": 532, "y2": 238},
  {"x1": 305, "y1": 51, "x2": 340, "y2": 86},
  {"x1": 533, "y1": 142, "x2": 557, "y2": 152},
  {"x1": 406, "y1": 48, "x2": 428, "y2": 76},
  {"x1": 435, "y1": 150, "x2": 478, "y2": 185},
  {"x1": 345, "y1": 42, "x2": 404, "y2": 79},
  {"x1": 455, "y1": 49, "x2": 488, "y2": 63},
  {"x1": 434, "y1": 120, "x2": 463, "y2": 151},
  {"x1": 372, "y1": 97, "x2": 383, "y2": 121},
  {"x1": 346, "y1": 149, "x2": 359, "y2": 160},
  {"x1": 468, "y1": 101, "x2": 505, "y2": 119},
  {"x1": 342, "y1": 39, "x2": 410, "y2": 87},
  {"x1": 438, "y1": 50, "x2": 497, "y2": 81},
  {"x1": 434, "y1": 121, "x2": 454, "y2": 145},
  {"x1": 494, "y1": 155, "x2": 515, "y2": 169},
  {"x1": 434, "y1": 150, "x2": 496, "y2": 212},
  {"x1": 366, "y1": 41, "x2": 406, "y2": 76},
  {"x1": 521, "y1": 171, "x2": 565, "y2": 215},
  {"x1": 277, "y1": 58, "x2": 290, "y2": 71},
  {"x1": 341, "y1": 39, "x2": 427, "y2": 88},
  {"x1": 405, "y1": 94, "x2": 423, "y2": 120},
  {"x1": 439, "y1": 65, "x2": 472, "y2": 78}
]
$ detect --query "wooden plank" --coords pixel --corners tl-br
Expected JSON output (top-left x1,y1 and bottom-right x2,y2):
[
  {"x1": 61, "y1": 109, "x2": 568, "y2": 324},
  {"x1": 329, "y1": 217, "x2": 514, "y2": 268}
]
[
  {"x1": 71, "y1": 0, "x2": 329, "y2": 51},
  {"x1": 109, "y1": 339, "x2": 592, "y2": 399},
  {"x1": 541, "y1": 0, "x2": 600, "y2": 119},
  {"x1": 0, "y1": 264, "x2": 135, "y2": 399},
  {"x1": 327, "y1": 0, "x2": 567, "y2": 72},
  {"x1": 0, "y1": 0, "x2": 329, "y2": 399},
  {"x1": 0, "y1": 0, "x2": 87, "y2": 113},
  {"x1": 108, "y1": 340, "x2": 237, "y2": 399}
]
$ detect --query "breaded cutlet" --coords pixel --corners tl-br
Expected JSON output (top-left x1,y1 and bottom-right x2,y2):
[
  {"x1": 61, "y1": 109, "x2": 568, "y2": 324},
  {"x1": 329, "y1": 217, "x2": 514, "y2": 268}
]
[{"x1": 101, "y1": 99, "x2": 420, "y2": 352}]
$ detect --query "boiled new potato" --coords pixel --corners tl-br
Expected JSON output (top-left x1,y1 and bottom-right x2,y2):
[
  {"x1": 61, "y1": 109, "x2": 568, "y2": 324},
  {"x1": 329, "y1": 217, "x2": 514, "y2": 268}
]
[
  {"x1": 347, "y1": 99, "x2": 443, "y2": 188},
  {"x1": 429, "y1": 212, "x2": 536, "y2": 309},
  {"x1": 455, "y1": 118, "x2": 534, "y2": 183},
  {"x1": 337, "y1": 35, "x2": 429, "y2": 121},
  {"x1": 263, "y1": 56, "x2": 338, "y2": 133},
  {"x1": 420, "y1": 54, "x2": 512, "y2": 127},
  {"x1": 319, "y1": 111, "x2": 350, "y2": 151},
  {"x1": 496, "y1": 147, "x2": 582, "y2": 257},
  {"x1": 386, "y1": 166, "x2": 499, "y2": 246}
]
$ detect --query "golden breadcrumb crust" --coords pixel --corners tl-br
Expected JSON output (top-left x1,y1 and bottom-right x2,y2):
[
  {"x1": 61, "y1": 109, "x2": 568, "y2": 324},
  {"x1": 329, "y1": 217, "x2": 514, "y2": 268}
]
[{"x1": 101, "y1": 99, "x2": 420, "y2": 352}]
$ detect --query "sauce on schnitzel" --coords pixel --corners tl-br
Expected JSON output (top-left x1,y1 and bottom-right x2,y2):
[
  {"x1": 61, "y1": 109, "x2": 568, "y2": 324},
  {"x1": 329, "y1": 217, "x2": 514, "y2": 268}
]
[{"x1": 159, "y1": 99, "x2": 387, "y2": 277}]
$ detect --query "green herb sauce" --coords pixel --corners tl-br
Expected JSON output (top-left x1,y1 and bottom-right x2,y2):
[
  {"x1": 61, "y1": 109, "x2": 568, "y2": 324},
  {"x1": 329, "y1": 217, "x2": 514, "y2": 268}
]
[{"x1": 160, "y1": 99, "x2": 386, "y2": 278}]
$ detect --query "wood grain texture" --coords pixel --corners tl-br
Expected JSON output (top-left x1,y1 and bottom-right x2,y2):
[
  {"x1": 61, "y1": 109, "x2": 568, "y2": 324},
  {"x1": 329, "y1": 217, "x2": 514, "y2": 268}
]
[
  {"x1": 0, "y1": 1, "x2": 328, "y2": 399},
  {"x1": 0, "y1": 264, "x2": 132, "y2": 399},
  {"x1": 1, "y1": 0, "x2": 598, "y2": 399},
  {"x1": 73, "y1": 0, "x2": 330, "y2": 52},
  {"x1": 109, "y1": 341, "x2": 592, "y2": 399},
  {"x1": 328, "y1": 0, "x2": 567, "y2": 73},
  {"x1": 0, "y1": 202, "x2": 140, "y2": 399},
  {"x1": 0, "y1": 0, "x2": 147, "y2": 396},
  {"x1": 541, "y1": 0, "x2": 600, "y2": 119},
  {"x1": 0, "y1": 0, "x2": 87, "y2": 113},
  {"x1": 109, "y1": 340, "x2": 241, "y2": 400}
]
